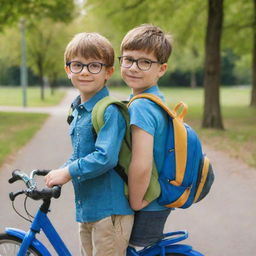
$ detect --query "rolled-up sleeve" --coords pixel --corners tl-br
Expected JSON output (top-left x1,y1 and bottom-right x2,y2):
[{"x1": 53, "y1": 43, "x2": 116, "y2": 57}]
[{"x1": 68, "y1": 105, "x2": 126, "y2": 182}]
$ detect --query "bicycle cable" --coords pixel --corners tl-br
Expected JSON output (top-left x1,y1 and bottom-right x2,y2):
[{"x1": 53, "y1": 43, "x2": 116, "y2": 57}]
[
  {"x1": 12, "y1": 195, "x2": 33, "y2": 223},
  {"x1": 24, "y1": 195, "x2": 35, "y2": 220}
]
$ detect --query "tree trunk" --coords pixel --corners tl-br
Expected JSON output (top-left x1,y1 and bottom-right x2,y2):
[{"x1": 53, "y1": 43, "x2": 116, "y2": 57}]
[
  {"x1": 251, "y1": 0, "x2": 256, "y2": 107},
  {"x1": 49, "y1": 72, "x2": 58, "y2": 96},
  {"x1": 202, "y1": 0, "x2": 224, "y2": 129},
  {"x1": 190, "y1": 71, "x2": 197, "y2": 88},
  {"x1": 38, "y1": 60, "x2": 45, "y2": 101},
  {"x1": 39, "y1": 72, "x2": 45, "y2": 101}
]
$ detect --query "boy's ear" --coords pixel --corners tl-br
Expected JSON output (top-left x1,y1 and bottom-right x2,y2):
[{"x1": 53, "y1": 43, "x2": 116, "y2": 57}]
[
  {"x1": 64, "y1": 65, "x2": 71, "y2": 79},
  {"x1": 158, "y1": 63, "x2": 168, "y2": 78},
  {"x1": 105, "y1": 66, "x2": 115, "y2": 80}
]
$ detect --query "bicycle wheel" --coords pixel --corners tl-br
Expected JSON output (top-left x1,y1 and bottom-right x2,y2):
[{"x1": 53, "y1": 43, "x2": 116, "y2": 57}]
[{"x1": 0, "y1": 233, "x2": 42, "y2": 256}]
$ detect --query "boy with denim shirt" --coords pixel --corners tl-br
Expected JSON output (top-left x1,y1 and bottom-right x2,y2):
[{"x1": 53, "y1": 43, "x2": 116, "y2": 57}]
[
  {"x1": 119, "y1": 24, "x2": 173, "y2": 247},
  {"x1": 45, "y1": 32, "x2": 133, "y2": 256}
]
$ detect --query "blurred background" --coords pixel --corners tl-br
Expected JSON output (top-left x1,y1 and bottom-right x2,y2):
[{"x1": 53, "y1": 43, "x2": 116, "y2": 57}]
[{"x1": 1, "y1": 2, "x2": 256, "y2": 255}]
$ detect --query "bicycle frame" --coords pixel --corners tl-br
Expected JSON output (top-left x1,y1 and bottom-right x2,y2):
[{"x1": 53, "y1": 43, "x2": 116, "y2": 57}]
[
  {"x1": 4, "y1": 209, "x2": 203, "y2": 256},
  {"x1": 6, "y1": 204, "x2": 72, "y2": 256}
]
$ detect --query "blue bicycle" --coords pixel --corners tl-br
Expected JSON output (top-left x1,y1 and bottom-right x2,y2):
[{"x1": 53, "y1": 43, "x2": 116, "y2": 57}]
[{"x1": 0, "y1": 169, "x2": 204, "y2": 256}]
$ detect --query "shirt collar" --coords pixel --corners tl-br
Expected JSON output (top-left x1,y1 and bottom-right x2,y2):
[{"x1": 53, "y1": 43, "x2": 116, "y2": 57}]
[{"x1": 72, "y1": 86, "x2": 109, "y2": 112}]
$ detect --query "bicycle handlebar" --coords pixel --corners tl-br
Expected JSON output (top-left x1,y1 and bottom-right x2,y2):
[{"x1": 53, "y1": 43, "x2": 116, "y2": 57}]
[
  {"x1": 9, "y1": 169, "x2": 31, "y2": 185},
  {"x1": 8, "y1": 169, "x2": 61, "y2": 201}
]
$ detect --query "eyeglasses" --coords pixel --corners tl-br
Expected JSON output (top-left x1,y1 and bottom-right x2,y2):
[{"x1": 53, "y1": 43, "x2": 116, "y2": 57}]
[
  {"x1": 66, "y1": 61, "x2": 109, "y2": 74},
  {"x1": 118, "y1": 56, "x2": 162, "y2": 71}
]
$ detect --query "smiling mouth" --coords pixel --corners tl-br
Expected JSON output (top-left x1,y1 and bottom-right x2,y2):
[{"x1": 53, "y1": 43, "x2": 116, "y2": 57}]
[
  {"x1": 127, "y1": 75, "x2": 141, "y2": 79},
  {"x1": 79, "y1": 79, "x2": 93, "y2": 82}
]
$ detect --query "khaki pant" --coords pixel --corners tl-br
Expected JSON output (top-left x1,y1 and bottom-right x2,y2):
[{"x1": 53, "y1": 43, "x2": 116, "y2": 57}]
[{"x1": 79, "y1": 215, "x2": 134, "y2": 256}]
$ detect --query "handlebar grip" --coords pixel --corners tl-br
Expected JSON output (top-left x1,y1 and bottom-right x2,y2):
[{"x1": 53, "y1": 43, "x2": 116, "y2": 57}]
[
  {"x1": 29, "y1": 185, "x2": 61, "y2": 200},
  {"x1": 35, "y1": 169, "x2": 51, "y2": 176},
  {"x1": 48, "y1": 185, "x2": 61, "y2": 199},
  {"x1": 8, "y1": 169, "x2": 23, "y2": 184}
]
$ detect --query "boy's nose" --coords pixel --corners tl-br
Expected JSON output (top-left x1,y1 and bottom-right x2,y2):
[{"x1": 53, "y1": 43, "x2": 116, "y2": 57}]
[
  {"x1": 80, "y1": 66, "x2": 90, "y2": 75},
  {"x1": 129, "y1": 62, "x2": 139, "y2": 71}
]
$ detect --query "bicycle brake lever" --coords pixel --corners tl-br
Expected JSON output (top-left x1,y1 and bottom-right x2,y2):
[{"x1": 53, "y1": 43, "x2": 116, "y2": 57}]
[{"x1": 9, "y1": 191, "x2": 25, "y2": 201}]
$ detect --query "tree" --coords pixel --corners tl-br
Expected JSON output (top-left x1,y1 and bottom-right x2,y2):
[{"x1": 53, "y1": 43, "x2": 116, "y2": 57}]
[
  {"x1": 251, "y1": 0, "x2": 256, "y2": 106},
  {"x1": 0, "y1": 0, "x2": 75, "y2": 31},
  {"x1": 27, "y1": 19, "x2": 72, "y2": 99},
  {"x1": 223, "y1": 0, "x2": 255, "y2": 106},
  {"x1": 202, "y1": 0, "x2": 224, "y2": 129},
  {"x1": 0, "y1": 0, "x2": 75, "y2": 100}
]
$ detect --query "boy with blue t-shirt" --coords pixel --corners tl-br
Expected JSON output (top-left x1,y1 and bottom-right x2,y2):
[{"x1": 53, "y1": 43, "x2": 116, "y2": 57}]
[
  {"x1": 119, "y1": 24, "x2": 173, "y2": 246},
  {"x1": 45, "y1": 32, "x2": 133, "y2": 256}
]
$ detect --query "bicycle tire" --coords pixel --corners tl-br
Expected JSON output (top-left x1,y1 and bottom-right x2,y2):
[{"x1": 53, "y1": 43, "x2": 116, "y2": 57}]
[{"x1": 0, "y1": 233, "x2": 42, "y2": 256}]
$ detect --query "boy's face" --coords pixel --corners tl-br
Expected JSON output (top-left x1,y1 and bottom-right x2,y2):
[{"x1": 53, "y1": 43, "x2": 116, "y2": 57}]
[
  {"x1": 120, "y1": 50, "x2": 167, "y2": 94},
  {"x1": 65, "y1": 56, "x2": 114, "y2": 102}
]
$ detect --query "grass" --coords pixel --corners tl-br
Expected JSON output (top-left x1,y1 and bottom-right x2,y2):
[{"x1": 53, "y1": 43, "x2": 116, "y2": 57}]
[
  {"x1": 0, "y1": 87, "x2": 65, "y2": 107},
  {"x1": 0, "y1": 112, "x2": 48, "y2": 166},
  {"x1": 0, "y1": 86, "x2": 65, "y2": 166},
  {"x1": 110, "y1": 86, "x2": 256, "y2": 168}
]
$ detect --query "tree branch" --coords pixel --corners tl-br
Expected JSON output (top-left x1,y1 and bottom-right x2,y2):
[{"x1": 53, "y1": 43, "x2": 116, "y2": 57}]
[
  {"x1": 224, "y1": 22, "x2": 255, "y2": 30},
  {"x1": 107, "y1": 0, "x2": 147, "y2": 16}
]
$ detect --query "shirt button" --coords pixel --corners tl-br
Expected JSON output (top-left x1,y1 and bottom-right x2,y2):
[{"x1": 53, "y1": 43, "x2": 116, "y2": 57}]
[
  {"x1": 78, "y1": 176, "x2": 81, "y2": 180},
  {"x1": 80, "y1": 106, "x2": 83, "y2": 109},
  {"x1": 77, "y1": 133, "x2": 79, "y2": 136},
  {"x1": 78, "y1": 200, "x2": 81, "y2": 204}
]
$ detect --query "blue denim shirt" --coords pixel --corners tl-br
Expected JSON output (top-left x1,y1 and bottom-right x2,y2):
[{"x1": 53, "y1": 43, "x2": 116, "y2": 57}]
[
  {"x1": 129, "y1": 85, "x2": 169, "y2": 211},
  {"x1": 64, "y1": 86, "x2": 133, "y2": 222}
]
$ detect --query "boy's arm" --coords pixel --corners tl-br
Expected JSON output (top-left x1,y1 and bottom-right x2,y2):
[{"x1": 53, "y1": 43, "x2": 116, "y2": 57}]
[
  {"x1": 45, "y1": 105, "x2": 125, "y2": 187},
  {"x1": 68, "y1": 105, "x2": 125, "y2": 181},
  {"x1": 128, "y1": 125, "x2": 154, "y2": 211},
  {"x1": 60, "y1": 152, "x2": 76, "y2": 168}
]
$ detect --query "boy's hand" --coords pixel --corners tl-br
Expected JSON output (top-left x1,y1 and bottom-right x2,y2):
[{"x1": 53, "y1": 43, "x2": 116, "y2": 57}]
[{"x1": 45, "y1": 167, "x2": 71, "y2": 187}]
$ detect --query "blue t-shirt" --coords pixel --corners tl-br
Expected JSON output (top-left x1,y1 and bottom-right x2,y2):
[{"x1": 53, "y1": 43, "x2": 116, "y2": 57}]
[
  {"x1": 128, "y1": 85, "x2": 169, "y2": 211},
  {"x1": 64, "y1": 86, "x2": 133, "y2": 222}
]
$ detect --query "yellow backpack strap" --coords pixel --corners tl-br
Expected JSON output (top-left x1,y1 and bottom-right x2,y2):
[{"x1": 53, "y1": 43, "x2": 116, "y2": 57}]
[
  {"x1": 128, "y1": 93, "x2": 188, "y2": 185},
  {"x1": 193, "y1": 156, "x2": 210, "y2": 203},
  {"x1": 128, "y1": 93, "x2": 177, "y2": 118},
  {"x1": 173, "y1": 102, "x2": 188, "y2": 122}
]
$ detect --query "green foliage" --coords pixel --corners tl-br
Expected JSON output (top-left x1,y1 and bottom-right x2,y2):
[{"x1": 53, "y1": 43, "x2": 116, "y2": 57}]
[
  {"x1": 223, "y1": 0, "x2": 253, "y2": 54},
  {"x1": 0, "y1": 112, "x2": 48, "y2": 165},
  {"x1": 26, "y1": 18, "x2": 71, "y2": 84},
  {"x1": 0, "y1": 0, "x2": 75, "y2": 30}
]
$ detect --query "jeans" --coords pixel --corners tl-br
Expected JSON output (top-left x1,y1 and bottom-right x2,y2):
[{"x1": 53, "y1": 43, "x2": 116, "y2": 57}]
[{"x1": 129, "y1": 209, "x2": 171, "y2": 247}]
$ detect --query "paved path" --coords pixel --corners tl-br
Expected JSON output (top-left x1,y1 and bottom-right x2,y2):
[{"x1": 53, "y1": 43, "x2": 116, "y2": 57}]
[
  {"x1": 0, "y1": 88, "x2": 80, "y2": 255},
  {"x1": 166, "y1": 145, "x2": 256, "y2": 255},
  {"x1": 1, "y1": 89, "x2": 256, "y2": 255}
]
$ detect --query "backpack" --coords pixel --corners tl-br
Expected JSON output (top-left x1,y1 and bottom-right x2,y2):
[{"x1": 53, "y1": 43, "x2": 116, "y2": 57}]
[
  {"x1": 67, "y1": 95, "x2": 161, "y2": 203},
  {"x1": 128, "y1": 93, "x2": 214, "y2": 208}
]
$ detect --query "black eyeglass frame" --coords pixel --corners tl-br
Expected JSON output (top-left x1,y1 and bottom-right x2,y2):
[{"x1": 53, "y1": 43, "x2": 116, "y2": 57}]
[
  {"x1": 66, "y1": 61, "x2": 109, "y2": 74},
  {"x1": 118, "y1": 56, "x2": 163, "y2": 71}
]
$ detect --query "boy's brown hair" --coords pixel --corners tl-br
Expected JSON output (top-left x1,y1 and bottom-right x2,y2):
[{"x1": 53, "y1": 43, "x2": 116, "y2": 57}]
[
  {"x1": 120, "y1": 24, "x2": 173, "y2": 64},
  {"x1": 64, "y1": 32, "x2": 114, "y2": 66}
]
